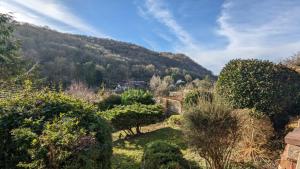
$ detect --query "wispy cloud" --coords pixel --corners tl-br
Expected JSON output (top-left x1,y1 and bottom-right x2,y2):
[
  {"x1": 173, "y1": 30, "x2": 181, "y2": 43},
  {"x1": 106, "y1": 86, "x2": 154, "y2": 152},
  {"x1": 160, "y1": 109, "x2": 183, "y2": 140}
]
[
  {"x1": 0, "y1": 0, "x2": 108, "y2": 37},
  {"x1": 139, "y1": 0, "x2": 222, "y2": 73},
  {"x1": 200, "y1": 0, "x2": 300, "y2": 72},
  {"x1": 142, "y1": 0, "x2": 202, "y2": 53},
  {"x1": 140, "y1": 0, "x2": 300, "y2": 74}
]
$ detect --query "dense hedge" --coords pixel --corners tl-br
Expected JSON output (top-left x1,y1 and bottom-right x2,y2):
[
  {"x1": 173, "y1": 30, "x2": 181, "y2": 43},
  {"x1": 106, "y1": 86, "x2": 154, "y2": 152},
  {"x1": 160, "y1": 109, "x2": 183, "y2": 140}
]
[
  {"x1": 101, "y1": 104, "x2": 163, "y2": 135},
  {"x1": 216, "y1": 59, "x2": 300, "y2": 128},
  {"x1": 121, "y1": 89, "x2": 155, "y2": 105},
  {"x1": 0, "y1": 90, "x2": 112, "y2": 169},
  {"x1": 141, "y1": 141, "x2": 189, "y2": 169}
]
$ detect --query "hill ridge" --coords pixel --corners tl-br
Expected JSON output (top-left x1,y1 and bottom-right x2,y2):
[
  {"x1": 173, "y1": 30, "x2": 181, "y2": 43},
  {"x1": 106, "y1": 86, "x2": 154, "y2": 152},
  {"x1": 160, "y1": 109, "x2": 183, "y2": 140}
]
[{"x1": 14, "y1": 23, "x2": 214, "y2": 87}]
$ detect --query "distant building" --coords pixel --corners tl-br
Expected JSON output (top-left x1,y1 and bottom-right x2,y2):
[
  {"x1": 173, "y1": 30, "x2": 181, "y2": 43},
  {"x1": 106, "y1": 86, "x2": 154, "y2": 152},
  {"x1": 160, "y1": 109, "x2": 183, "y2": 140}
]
[
  {"x1": 175, "y1": 79, "x2": 185, "y2": 86},
  {"x1": 113, "y1": 80, "x2": 148, "y2": 93}
]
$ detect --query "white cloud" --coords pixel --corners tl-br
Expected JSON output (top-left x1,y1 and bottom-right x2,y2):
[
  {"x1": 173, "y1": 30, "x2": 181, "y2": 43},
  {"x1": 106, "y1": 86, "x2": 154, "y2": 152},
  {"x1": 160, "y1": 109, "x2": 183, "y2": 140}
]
[
  {"x1": 143, "y1": 0, "x2": 202, "y2": 54},
  {"x1": 142, "y1": 0, "x2": 300, "y2": 74},
  {"x1": 198, "y1": 0, "x2": 300, "y2": 73},
  {"x1": 0, "y1": 0, "x2": 108, "y2": 37}
]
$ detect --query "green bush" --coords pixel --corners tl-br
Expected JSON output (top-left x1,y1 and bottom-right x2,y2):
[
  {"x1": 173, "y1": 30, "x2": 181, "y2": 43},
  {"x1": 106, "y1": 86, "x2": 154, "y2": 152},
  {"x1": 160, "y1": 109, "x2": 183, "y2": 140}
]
[
  {"x1": 141, "y1": 140, "x2": 189, "y2": 169},
  {"x1": 183, "y1": 90, "x2": 213, "y2": 105},
  {"x1": 101, "y1": 104, "x2": 163, "y2": 135},
  {"x1": 167, "y1": 115, "x2": 184, "y2": 127},
  {"x1": 0, "y1": 90, "x2": 112, "y2": 169},
  {"x1": 97, "y1": 94, "x2": 122, "y2": 111},
  {"x1": 216, "y1": 59, "x2": 300, "y2": 129},
  {"x1": 121, "y1": 89, "x2": 155, "y2": 105}
]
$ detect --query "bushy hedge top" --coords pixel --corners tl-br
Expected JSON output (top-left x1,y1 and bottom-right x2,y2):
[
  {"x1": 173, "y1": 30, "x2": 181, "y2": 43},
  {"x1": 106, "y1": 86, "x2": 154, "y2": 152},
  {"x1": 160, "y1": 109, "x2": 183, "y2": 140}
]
[
  {"x1": 100, "y1": 104, "x2": 163, "y2": 131},
  {"x1": 121, "y1": 89, "x2": 155, "y2": 105},
  {"x1": 0, "y1": 90, "x2": 112, "y2": 169},
  {"x1": 103, "y1": 104, "x2": 163, "y2": 120},
  {"x1": 141, "y1": 140, "x2": 189, "y2": 169},
  {"x1": 216, "y1": 59, "x2": 300, "y2": 116}
]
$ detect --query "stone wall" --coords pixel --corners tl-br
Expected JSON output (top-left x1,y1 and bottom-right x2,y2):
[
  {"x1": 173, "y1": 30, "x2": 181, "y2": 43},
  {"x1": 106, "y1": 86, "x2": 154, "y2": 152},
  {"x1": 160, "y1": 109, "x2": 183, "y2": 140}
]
[{"x1": 279, "y1": 121, "x2": 300, "y2": 169}]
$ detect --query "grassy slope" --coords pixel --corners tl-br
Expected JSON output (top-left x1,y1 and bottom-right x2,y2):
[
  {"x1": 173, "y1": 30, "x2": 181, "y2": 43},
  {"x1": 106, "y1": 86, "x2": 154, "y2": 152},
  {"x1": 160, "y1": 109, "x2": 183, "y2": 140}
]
[{"x1": 111, "y1": 123, "x2": 203, "y2": 169}]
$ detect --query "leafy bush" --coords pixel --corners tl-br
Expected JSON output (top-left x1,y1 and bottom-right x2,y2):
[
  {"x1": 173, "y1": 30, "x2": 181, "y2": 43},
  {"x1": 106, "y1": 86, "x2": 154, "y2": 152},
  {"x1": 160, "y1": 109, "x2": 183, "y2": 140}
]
[
  {"x1": 216, "y1": 59, "x2": 300, "y2": 129},
  {"x1": 183, "y1": 98, "x2": 239, "y2": 169},
  {"x1": 101, "y1": 104, "x2": 163, "y2": 135},
  {"x1": 0, "y1": 90, "x2": 112, "y2": 169},
  {"x1": 121, "y1": 89, "x2": 155, "y2": 105},
  {"x1": 97, "y1": 94, "x2": 122, "y2": 111},
  {"x1": 141, "y1": 141, "x2": 189, "y2": 169},
  {"x1": 167, "y1": 115, "x2": 184, "y2": 127},
  {"x1": 183, "y1": 90, "x2": 213, "y2": 105}
]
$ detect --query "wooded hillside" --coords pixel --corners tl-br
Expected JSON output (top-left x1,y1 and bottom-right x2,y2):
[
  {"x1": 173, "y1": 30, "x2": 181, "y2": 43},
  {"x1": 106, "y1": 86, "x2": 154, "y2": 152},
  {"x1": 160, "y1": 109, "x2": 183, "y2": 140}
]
[{"x1": 14, "y1": 23, "x2": 214, "y2": 87}]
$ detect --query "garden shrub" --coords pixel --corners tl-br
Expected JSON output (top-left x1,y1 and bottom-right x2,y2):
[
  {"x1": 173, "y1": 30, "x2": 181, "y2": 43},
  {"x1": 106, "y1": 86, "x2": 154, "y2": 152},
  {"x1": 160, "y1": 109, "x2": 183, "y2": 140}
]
[
  {"x1": 183, "y1": 89, "x2": 213, "y2": 106},
  {"x1": 0, "y1": 90, "x2": 112, "y2": 169},
  {"x1": 121, "y1": 89, "x2": 155, "y2": 105},
  {"x1": 232, "y1": 109, "x2": 275, "y2": 168},
  {"x1": 216, "y1": 59, "x2": 300, "y2": 130},
  {"x1": 183, "y1": 98, "x2": 239, "y2": 169},
  {"x1": 97, "y1": 94, "x2": 122, "y2": 111},
  {"x1": 141, "y1": 140, "x2": 189, "y2": 169},
  {"x1": 101, "y1": 104, "x2": 163, "y2": 135},
  {"x1": 167, "y1": 115, "x2": 184, "y2": 127}
]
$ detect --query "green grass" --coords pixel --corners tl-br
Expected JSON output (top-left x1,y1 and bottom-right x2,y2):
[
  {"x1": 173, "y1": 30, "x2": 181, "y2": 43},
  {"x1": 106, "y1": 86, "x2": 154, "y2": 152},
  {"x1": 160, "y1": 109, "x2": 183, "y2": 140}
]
[{"x1": 111, "y1": 123, "x2": 203, "y2": 169}]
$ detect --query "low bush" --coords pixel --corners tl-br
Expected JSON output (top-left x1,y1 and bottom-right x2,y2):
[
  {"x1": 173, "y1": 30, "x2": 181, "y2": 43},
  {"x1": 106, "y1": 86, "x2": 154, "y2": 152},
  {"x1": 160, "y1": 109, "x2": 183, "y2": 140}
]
[
  {"x1": 167, "y1": 115, "x2": 184, "y2": 127},
  {"x1": 0, "y1": 90, "x2": 112, "y2": 169},
  {"x1": 141, "y1": 140, "x2": 189, "y2": 169},
  {"x1": 97, "y1": 94, "x2": 122, "y2": 111},
  {"x1": 121, "y1": 89, "x2": 155, "y2": 105},
  {"x1": 232, "y1": 109, "x2": 275, "y2": 168},
  {"x1": 183, "y1": 90, "x2": 213, "y2": 106},
  {"x1": 101, "y1": 104, "x2": 163, "y2": 135},
  {"x1": 183, "y1": 98, "x2": 239, "y2": 169}
]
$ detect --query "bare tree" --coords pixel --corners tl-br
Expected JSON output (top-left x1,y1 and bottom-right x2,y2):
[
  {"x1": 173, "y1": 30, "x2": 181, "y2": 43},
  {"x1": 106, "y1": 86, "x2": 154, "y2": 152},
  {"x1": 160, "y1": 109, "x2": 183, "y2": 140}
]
[{"x1": 150, "y1": 75, "x2": 173, "y2": 96}]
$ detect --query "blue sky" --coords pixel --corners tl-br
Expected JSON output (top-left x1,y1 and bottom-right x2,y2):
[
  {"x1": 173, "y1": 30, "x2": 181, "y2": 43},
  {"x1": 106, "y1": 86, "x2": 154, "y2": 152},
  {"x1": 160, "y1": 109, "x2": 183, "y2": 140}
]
[{"x1": 1, "y1": 0, "x2": 300, "y2": 74}]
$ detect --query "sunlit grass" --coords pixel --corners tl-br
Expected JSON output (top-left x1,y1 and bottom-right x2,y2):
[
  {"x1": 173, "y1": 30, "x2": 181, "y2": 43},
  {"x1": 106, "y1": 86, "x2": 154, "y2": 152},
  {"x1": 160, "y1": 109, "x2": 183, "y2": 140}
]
[{"x1": 111, "y1": 122, "x2": 203, "y2": 169}]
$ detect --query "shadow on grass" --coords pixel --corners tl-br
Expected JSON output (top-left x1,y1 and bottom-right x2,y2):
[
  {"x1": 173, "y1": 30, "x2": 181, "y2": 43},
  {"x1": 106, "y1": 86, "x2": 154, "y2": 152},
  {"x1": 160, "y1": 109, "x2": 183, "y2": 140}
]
[
  {"x1": 112, "y1": 127, "x2": 203, "y2": 169},
  {"x1": 112, "y1": 153, "x2": 140, "y2": 169},
  {"x1": 113, "y1": 127, "x2": 187, "y2": 150}
]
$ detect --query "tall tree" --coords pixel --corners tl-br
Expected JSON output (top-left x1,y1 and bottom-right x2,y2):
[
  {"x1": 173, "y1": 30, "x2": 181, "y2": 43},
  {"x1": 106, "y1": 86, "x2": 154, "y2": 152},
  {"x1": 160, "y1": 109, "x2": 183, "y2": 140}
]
[{"x1": 0, "y1": 13, "x2": 23, "y2": 82}]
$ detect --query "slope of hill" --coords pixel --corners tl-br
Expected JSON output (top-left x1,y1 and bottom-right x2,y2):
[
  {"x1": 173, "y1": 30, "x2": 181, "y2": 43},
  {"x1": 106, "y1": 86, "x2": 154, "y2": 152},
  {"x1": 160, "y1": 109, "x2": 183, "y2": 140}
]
[{"x1": 14, "y1": 23, "x2": 214, "y2": 87}]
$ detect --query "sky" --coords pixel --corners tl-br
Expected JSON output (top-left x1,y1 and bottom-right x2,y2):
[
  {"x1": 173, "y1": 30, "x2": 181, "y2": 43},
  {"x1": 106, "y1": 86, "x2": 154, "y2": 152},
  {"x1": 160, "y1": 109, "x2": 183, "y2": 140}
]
[{"x1": 1, "y1": 0, "x2": 300, "y2": 74}]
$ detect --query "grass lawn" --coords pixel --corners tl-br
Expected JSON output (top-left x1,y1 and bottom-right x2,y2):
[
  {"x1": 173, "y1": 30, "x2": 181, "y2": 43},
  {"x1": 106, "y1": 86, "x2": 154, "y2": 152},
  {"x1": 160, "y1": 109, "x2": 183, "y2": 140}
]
[{"x1": 111, "y1": 122, "x2": 203, "y2": 169}]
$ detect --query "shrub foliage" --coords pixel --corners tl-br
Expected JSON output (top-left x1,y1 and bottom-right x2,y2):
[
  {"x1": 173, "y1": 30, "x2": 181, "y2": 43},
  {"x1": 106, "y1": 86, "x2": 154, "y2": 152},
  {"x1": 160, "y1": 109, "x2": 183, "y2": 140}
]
[
  {"x1": 184, "y1": 89, "x2": 213, "y2": 106},
  {"x1": 167, "y1": 115, "x2": 184, "y2": 127},
  {"x1": 0, "y1": 90, "x2": 112, "y2": 169},
  {"x1": 101, "y1": 104, "x2": 163, "y2": 135},
  {"x1": 216, "y1": 59, "x2": 300, "y2": 129},
  {"x1": 232, "y1": 109, "x2": 275, "y2": 168},
  {"x1": 121, "y1": 89, "x2": 155, "y2": 105},
  {"x1": 97, "y1": 94, "x2": 122, "y2": 111},
  {"x1": 141, "y1": 140, "x2": 189, "y2": 169},
  {"x1": 184, "y1": 98, "x2": 239, "y2": 169}
]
